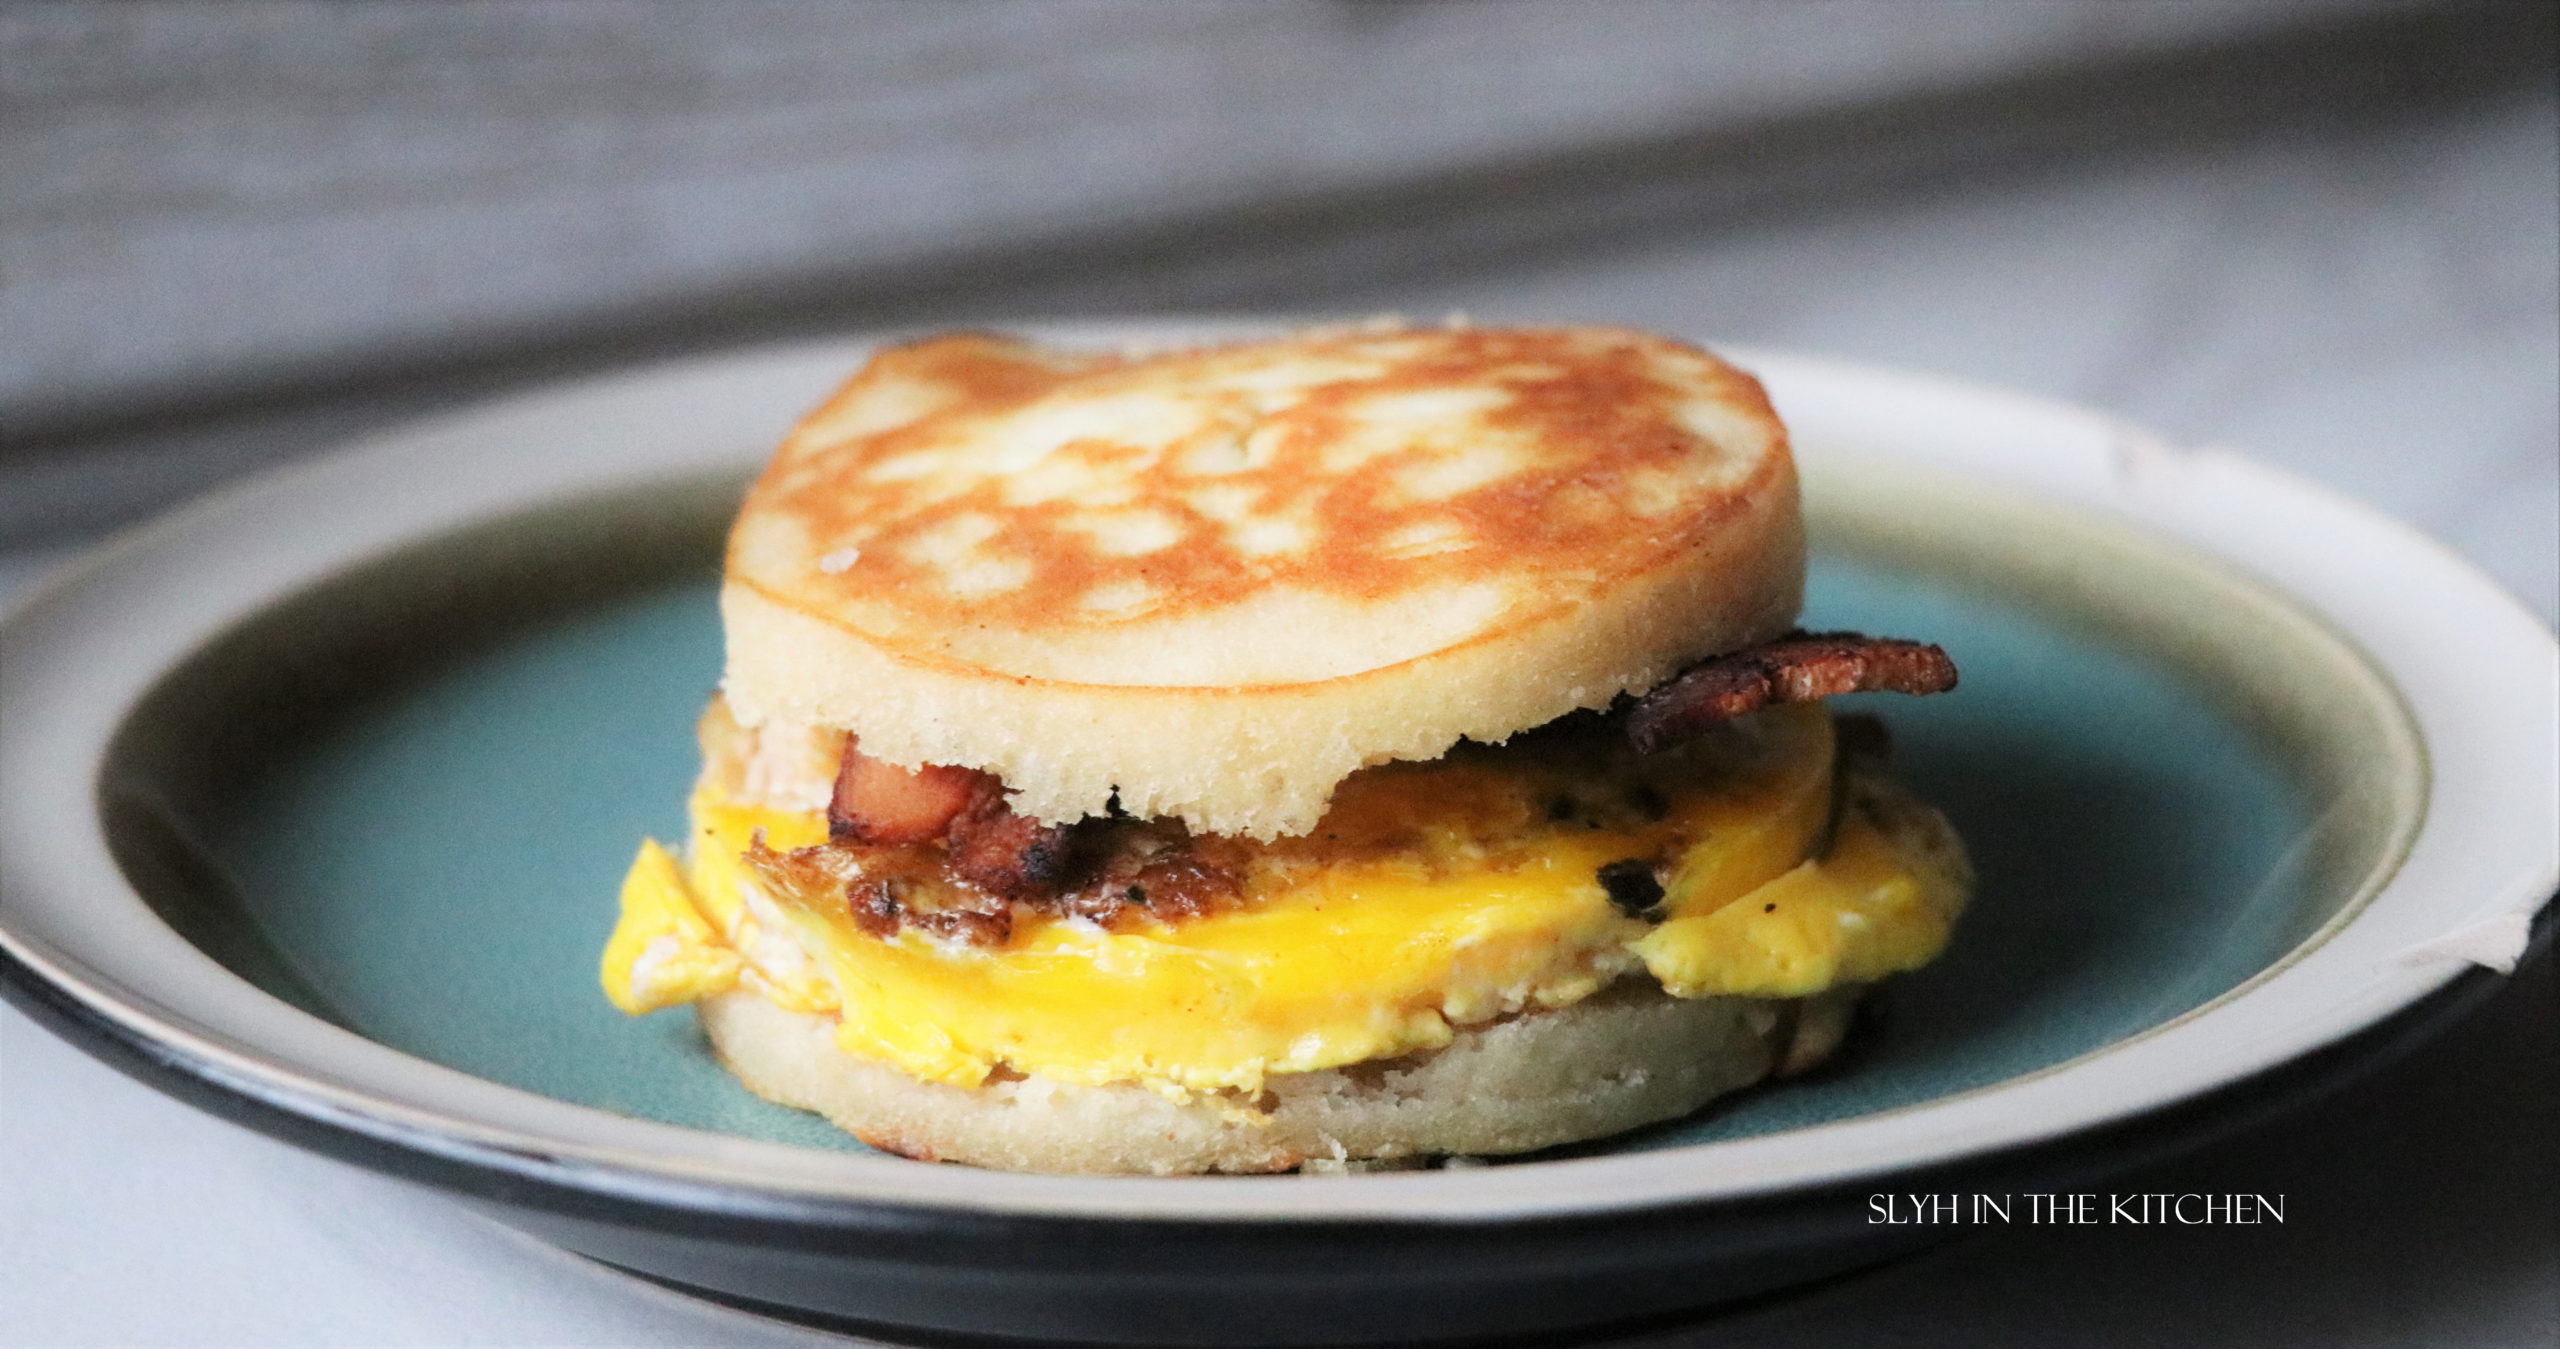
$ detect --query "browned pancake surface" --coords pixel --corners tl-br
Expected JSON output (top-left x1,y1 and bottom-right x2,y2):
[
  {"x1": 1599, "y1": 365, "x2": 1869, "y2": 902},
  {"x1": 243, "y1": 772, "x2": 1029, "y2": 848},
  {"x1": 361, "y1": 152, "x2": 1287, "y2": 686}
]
[{"x1": 733, "y1": 325, "x2": 1785, "y2": 685}]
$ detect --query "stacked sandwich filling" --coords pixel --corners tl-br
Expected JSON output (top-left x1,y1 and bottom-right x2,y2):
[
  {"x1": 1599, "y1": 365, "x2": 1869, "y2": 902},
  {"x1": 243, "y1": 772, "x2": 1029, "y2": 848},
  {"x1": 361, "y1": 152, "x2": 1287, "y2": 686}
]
[
  {"x1": 604, "y1": 697, "x2": 1967, "y2": 1101},
  {"x1": 596, "y1": 323, "x2": 1974, "y2": 1166}
]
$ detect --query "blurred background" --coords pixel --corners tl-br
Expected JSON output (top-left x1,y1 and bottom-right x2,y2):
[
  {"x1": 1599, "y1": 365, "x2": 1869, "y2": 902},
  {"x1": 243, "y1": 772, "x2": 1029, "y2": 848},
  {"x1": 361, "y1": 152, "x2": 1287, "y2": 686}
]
[
  {"x1": 3, "y1": 2, "x2": 2554, "y2": 1345},
  {"x1": 5, "y1": 0, "x2": 2554, "y2": 616}
]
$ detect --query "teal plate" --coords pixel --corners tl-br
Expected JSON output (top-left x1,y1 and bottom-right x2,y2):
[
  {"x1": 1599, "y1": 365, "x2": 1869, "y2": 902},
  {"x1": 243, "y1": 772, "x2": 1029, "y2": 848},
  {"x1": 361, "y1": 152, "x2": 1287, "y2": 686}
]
[
  {"x1": 15, "y1": 335, "x2": 2542, "y2": 1346},
  {"x1": 161, "y1": 474, "x2": 2340, "y2": 1160}
]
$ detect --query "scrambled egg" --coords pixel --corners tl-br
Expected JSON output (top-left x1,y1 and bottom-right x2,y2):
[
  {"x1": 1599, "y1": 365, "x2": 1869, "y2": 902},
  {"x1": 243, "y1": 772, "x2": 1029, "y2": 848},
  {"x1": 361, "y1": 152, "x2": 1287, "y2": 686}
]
[{"x1": 602, "y1": 705, "x2": 1965, "y2": 1098}]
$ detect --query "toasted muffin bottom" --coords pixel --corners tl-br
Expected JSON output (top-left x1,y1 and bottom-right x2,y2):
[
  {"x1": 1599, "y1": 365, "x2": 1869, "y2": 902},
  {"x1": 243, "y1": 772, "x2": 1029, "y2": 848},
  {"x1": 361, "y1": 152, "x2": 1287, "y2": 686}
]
[{"x1": 701, "y1": 978, "x2": 1862, "y2": 1176}]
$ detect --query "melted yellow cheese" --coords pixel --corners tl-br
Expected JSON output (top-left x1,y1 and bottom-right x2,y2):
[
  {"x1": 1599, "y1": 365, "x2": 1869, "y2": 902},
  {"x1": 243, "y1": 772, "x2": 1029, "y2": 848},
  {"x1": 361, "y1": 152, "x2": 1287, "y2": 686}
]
[{"x1": 601, "y1": 705, "x2": 1964, "y2": 1096}]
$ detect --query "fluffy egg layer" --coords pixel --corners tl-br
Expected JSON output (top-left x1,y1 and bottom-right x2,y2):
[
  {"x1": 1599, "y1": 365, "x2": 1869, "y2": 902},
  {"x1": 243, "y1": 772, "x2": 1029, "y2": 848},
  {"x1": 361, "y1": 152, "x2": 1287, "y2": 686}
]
[{"x1": 602, "y1": 705, "x2": 1966, "y2": 1099}]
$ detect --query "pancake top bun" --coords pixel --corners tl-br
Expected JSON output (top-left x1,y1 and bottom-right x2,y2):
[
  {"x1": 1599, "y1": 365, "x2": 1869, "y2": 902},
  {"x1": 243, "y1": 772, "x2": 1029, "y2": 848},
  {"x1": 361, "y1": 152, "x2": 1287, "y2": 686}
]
[{"x1": 722, "y1": 323, "x2": 1803, "y2": 839}]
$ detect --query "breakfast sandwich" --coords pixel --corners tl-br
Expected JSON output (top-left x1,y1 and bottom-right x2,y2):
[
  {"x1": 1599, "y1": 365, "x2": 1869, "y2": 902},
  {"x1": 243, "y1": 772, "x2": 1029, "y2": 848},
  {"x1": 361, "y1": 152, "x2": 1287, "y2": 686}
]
[{"x1": 601, "y1": 323, "x2": 1971, "y2": 1174}]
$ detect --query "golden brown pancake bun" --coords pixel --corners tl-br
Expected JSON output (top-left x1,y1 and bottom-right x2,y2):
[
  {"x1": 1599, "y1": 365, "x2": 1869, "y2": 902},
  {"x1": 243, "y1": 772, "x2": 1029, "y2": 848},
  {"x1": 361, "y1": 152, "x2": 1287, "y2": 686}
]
[{"x1": 721, "y1": 324, "x2": 1802, "y2": 839}]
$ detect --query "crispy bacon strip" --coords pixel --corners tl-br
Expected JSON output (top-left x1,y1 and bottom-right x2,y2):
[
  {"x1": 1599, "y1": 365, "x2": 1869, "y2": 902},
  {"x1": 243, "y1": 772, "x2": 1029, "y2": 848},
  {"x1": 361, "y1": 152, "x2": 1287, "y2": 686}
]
[
  {"x1": 946, "y1": 793, "x2": 1083, "y2": 902},
  {"x1": 827, "y1": 738, "x2": 1086, "y2": 905},
  {"x1": 828, "y1": 742, "x2": 986, "y2": 845},
  {"x1": 748, "y1": 838, "x2": 1019, "y2": 945},
  {"x1": 1052, "y1": 823, "x2": 1247, "y2": 927},
  {"x1": 1626, "y1": 630, "x2": 1956, "y2": 753}
]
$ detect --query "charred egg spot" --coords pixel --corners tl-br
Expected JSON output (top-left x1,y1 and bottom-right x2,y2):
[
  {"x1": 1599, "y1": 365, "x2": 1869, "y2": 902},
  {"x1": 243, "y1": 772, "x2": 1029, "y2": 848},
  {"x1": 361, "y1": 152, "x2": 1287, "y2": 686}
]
[{"x1": 1597, "y1": 858, "x2": 1666, "y2": 919}]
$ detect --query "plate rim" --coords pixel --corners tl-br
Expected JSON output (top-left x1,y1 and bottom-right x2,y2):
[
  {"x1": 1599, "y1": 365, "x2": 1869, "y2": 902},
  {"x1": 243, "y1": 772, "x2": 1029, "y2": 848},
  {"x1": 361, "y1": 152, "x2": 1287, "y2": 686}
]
[
  {"x1": 4, "y1": 917, "x2": 2540, "y2": 1244},
  {"x1": 2, "y1": 320, "x2": 2553, "y2": 1226}
]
